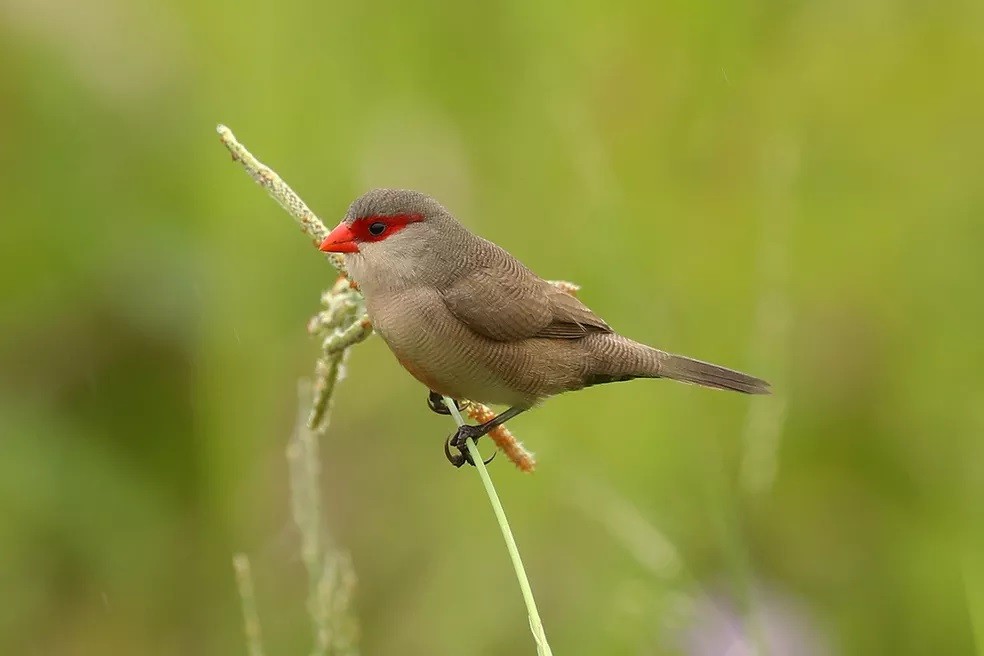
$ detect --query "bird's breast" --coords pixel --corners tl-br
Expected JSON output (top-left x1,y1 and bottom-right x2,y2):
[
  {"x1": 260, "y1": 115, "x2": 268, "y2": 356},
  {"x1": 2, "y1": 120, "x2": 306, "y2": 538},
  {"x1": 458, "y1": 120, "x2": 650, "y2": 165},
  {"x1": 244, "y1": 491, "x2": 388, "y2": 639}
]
[{"x1": 364, "y1": 288, "x2": 537, "y2": 407}]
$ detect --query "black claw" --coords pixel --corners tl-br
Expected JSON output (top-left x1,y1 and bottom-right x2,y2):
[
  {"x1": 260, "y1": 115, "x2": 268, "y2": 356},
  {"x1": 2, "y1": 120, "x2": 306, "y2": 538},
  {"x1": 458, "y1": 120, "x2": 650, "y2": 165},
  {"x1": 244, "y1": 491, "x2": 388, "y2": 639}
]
[
  {"x1": 428, "y1": 391, "x2": 464, "y2": 416},
  {"x1": 443, "y1": 429, "x2": 496, "y2": 468},
  {"x1": 444, "y1": 435, "x2": 466, "y2": 467},
  {"x1": 428, "y1": 392, "x2": 450, "y2": 415},
  {"x1": 438, "y1": 404, "x2": 528, "y2": 470}
]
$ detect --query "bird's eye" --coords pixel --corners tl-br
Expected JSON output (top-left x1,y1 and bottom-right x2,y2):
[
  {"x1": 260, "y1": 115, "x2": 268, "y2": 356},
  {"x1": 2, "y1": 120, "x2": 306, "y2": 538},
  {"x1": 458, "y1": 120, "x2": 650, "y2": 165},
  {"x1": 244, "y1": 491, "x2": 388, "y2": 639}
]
[{"x1": 368, "y1": 222, "x2": 387, "y2": 236}]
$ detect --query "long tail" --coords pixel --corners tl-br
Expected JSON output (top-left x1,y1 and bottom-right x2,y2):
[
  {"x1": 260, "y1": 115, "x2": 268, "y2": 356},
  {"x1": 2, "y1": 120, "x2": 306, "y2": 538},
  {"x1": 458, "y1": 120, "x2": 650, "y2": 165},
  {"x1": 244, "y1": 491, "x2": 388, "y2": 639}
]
[
  {"x1": 583, "y1": 335, "x2": 771, "y2": 395},
  {"x1": 658, "y1": 352, "x2": 770, "y2": 394}
]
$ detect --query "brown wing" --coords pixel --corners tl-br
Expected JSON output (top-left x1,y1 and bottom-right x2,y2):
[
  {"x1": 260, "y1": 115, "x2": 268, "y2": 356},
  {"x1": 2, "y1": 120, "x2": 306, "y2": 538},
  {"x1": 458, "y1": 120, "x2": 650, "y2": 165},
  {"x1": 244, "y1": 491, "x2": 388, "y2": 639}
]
[
  {"x1": 536, "y1": 287, "x2": 612, "y2": 339},
  {"x1": 441, "y1": 243, "x2": 612, "y2": 342}
]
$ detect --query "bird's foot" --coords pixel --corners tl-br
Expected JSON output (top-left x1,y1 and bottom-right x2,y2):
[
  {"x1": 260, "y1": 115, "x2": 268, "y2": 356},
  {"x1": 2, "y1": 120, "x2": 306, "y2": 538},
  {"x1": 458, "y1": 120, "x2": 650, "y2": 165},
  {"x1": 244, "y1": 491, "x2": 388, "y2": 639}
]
[
  {"x1": 443, "y1": 425, "x2": 495, "y2": 468},
  {"x1": 450, "y1": 423, "x2": 485, "y2": 449},
  {"x1": 427, "y1": 391, "x2": 464, "y2": 416}
]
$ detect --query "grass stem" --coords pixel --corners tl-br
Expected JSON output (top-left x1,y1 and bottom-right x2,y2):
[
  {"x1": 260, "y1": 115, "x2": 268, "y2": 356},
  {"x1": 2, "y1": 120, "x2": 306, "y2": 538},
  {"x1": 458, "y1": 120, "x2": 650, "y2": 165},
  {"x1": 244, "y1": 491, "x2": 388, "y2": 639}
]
[{"x1": 443, "y1": 397, "x2": 552, "y2": 656}]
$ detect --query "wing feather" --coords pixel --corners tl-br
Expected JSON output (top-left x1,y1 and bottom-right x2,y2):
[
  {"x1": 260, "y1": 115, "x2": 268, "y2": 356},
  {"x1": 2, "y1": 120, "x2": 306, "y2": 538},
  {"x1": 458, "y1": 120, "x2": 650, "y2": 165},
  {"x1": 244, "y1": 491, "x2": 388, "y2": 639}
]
[{"x1": 440, "y1": 243, "x2": 611, "y2": 342}]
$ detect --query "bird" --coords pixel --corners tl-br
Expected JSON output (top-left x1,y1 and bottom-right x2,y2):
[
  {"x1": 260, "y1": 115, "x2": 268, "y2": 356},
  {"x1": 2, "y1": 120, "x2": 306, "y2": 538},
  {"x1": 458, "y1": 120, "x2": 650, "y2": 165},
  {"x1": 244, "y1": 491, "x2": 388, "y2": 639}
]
[{"x1": 319, "y1": 189, "x2": 770, "y2": 467}]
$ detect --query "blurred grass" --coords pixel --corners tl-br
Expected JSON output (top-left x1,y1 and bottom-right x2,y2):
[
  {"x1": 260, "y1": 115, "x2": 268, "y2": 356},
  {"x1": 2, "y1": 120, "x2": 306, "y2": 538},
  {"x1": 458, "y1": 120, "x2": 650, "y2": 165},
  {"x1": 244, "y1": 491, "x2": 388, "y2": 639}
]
[{"x1": 1, "y1": 0, "x2": 983, "y2": 654}]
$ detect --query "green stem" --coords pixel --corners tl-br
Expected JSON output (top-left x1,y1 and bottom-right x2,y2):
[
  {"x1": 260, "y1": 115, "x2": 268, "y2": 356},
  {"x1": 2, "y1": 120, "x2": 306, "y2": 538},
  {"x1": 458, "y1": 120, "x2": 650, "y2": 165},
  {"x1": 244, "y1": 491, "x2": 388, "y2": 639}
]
[{"x1": 443, "y1": 397, "x2": 552, "y2": 656}]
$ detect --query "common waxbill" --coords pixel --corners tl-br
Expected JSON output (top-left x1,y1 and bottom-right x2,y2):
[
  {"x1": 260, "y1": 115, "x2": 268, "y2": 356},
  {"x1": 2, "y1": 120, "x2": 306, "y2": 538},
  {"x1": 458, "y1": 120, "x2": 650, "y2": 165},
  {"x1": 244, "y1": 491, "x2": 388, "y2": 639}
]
[{"x1": 319, "y1": 189, "x2": 770, "y2": 466}]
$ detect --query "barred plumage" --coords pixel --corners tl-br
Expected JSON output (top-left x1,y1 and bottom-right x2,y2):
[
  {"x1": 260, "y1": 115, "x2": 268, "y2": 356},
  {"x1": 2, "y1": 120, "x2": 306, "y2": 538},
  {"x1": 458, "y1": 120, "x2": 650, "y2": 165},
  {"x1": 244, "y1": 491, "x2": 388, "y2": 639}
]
[{"x1": 325, "y1": 188, "x2": 771, "y2": 420}]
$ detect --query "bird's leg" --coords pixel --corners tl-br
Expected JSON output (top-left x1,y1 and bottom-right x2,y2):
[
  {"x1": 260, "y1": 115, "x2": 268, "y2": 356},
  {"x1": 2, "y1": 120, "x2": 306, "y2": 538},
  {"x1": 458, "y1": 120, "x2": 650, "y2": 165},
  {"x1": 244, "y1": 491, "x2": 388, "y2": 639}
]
[
  {"x1": 443, "y1": 405, "x2": 528, "y2": 468},
  {"x1": 450, "y1": 405, "x2": 528, "y2": 447},
  {"x1": 427, "y1": 391, "x2": 463, "y2": 416}
]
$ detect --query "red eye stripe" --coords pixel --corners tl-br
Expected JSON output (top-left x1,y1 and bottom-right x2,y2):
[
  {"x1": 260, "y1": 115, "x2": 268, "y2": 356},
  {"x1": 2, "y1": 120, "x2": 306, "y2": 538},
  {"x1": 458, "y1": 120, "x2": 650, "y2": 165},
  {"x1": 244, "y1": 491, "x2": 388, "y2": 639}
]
[{"x1": 349, "y1": 213, "x2": 424, "y2": 243}]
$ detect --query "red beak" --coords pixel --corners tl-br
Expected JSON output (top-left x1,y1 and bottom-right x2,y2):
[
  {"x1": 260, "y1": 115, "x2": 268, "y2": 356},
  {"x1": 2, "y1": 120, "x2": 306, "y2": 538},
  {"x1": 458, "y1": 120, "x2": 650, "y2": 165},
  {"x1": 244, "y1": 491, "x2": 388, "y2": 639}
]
[{"x1": 319, "y1": 223, "x2": 359, "y2": 253}]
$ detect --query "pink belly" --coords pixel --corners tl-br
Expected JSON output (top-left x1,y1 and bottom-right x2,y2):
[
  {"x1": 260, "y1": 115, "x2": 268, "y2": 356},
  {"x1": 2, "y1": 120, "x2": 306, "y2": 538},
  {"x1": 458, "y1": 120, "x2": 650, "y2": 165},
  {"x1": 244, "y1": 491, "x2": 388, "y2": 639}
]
[{"x1": 395, "y1": 354, "x2": 457, "y2": 398}]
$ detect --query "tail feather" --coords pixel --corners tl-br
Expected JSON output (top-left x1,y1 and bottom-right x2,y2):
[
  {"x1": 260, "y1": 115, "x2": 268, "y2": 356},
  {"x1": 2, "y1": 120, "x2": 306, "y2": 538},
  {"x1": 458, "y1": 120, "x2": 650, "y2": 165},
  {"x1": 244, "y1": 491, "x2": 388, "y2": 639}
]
[
  {"x1": 580, "y1": 335, "x2": 771, "y2": 395},
  {"x1": 659, "y1": 353, "x2": 771, "y2": 395}
]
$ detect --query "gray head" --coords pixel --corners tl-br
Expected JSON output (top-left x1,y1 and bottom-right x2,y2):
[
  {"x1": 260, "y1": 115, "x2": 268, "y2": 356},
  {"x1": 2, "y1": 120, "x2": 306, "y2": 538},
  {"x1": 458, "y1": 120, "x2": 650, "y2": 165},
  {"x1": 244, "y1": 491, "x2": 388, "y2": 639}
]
[
  {"x1": 345, "y1": 189, "x2": 451, "y2": 226},
  {"x1": 319, "y1": 188, "x2": 465, "y2": 290}
]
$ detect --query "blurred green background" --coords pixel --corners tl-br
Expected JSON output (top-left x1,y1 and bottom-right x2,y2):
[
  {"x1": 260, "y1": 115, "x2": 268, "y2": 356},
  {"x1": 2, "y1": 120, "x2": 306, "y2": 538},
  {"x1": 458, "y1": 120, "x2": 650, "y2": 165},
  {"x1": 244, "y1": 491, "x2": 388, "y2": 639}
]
[{"x1": 2, "y1": 0, "x2": 982, "y2": 654}]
